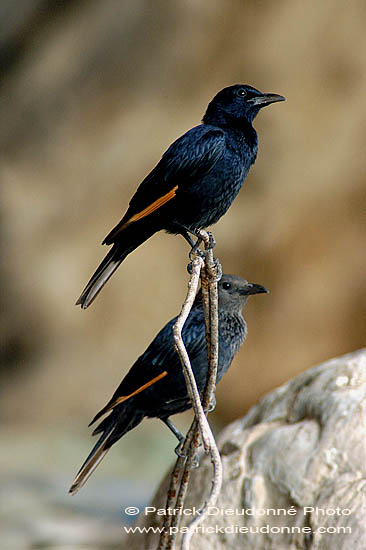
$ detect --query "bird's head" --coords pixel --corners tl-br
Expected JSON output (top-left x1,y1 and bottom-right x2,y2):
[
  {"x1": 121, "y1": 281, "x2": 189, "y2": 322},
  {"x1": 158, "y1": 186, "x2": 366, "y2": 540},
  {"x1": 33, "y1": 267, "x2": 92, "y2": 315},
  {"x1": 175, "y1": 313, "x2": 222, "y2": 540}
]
[
  {"x1": 203, "y1": 84, "x2": 285, "y2": 127},
  {"x1": 218, "y1": 274, "x2": 268, "y2": 313}
]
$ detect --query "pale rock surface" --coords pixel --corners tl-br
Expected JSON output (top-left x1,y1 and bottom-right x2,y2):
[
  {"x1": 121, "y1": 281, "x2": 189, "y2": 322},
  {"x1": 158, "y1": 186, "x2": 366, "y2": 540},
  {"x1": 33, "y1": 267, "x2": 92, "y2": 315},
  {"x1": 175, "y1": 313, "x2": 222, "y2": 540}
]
[{"x1": 125, "y1": 349, "x2": 366, "y2": 549}]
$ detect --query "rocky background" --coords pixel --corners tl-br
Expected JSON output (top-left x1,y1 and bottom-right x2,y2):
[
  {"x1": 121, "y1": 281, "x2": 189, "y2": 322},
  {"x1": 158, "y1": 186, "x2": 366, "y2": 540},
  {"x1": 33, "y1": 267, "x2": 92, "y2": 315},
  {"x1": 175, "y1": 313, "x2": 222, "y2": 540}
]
[
  {"x1": 1, "y1": 1, "x2": 365, "y2": 548},
  {"x1": 126, "y1": 350, "x2": 366, "y2": 550}
]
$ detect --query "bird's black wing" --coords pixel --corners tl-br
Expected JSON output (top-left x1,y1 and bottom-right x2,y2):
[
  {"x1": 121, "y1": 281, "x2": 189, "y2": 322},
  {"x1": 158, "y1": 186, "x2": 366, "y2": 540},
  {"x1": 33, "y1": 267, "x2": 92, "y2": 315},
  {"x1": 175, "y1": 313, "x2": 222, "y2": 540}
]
[
  {"x1": 103, "y1": 125, "x2": 225, "y2": 243},
  {"x1": 89, "y1": 309, "x2": 206, "y2": 425}
]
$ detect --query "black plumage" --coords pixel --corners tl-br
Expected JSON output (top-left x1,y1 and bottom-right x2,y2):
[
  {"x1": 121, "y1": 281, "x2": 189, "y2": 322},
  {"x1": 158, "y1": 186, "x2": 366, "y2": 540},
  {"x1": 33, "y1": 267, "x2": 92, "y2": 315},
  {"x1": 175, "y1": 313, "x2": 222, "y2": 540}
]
[
  {"x1": 76, "y1": 84, "x2": 284, "y2": 308},
  {"x1": 69, "y1": 274, "x2": 268, "y2": 494}
]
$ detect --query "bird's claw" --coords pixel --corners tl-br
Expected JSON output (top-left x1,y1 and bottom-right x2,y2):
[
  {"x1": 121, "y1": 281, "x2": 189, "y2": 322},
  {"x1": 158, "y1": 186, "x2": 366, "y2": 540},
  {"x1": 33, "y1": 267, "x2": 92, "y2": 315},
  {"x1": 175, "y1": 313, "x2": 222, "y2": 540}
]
[
  {"x1": 174, "y1": 438, "x2": 186, "y2": 458},
  {"x1": 212, "y1": 258, "x2": 222, "y2": 282},
  {"x1": 187, "y1": 258, "x2": 203, "y2": 274},
  {"x1": 206, "y1": 231, "x2": 216, "y2": 250},
  {"x1": 207, "y1": 394, "x2": 216, "y2": 412},
  {"x1": 174, "y1": 439, "x2": 200, "y2": 468},
  {"x1": 188, "y1": 235, "x2": 205, "y2": 261},
  {"x1": 189, "y1": 246, "x2": 205, "y2": 262}
]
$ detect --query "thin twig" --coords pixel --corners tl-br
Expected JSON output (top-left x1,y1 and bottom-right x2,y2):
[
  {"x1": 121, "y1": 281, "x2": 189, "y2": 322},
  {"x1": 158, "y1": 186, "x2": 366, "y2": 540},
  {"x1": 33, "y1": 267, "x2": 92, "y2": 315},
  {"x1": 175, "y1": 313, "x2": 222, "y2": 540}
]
[
  {"x1": 200, "y1": 238, "x2": 219, "y2": 413},
  {"x1": 172, "y1": 256, "x2": 211, "y2": 452},
  {"x1": 156, "y1": 422, "x2": 198, "y2": 550},
  {"x1": 157, "y1": 258, "x2": 204, "y2": 550},
  {"x1": 157, "y1": 232, "x2": 223, "y2": 550},
  {"x1": 166, "y1": 424, "x2": 201, "y2": 550},
  {"x1": 181, "y1": 231, "x2": 222, "y2": 550}
]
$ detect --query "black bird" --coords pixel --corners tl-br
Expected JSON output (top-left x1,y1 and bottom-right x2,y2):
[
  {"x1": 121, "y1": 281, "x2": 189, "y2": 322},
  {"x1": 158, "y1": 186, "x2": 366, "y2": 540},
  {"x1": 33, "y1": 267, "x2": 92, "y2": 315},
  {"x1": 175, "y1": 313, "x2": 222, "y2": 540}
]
[
  {"x1": 76, "y1": 84, "x2": 284, "y2": 308},
  {"x1": 69, "y1": 274, "x2": 268, "y2": 494}
]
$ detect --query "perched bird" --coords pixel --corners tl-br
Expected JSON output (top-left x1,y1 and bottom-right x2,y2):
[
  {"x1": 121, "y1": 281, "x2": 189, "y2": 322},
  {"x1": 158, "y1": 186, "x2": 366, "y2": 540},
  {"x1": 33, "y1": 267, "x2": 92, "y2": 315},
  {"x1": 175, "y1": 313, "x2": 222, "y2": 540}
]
[
  {"x1": 76, "y1": 84, "x2": 284, "y2": 308},
  {"x1": 69, "y1": 274, "x2": 268, "y2": 494}
]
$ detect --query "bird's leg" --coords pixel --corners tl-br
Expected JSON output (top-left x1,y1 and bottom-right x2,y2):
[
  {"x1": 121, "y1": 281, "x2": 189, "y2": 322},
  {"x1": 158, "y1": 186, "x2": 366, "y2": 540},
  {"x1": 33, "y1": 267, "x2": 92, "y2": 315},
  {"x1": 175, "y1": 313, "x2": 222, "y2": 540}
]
[
  {"x1": 162, "y1": 418, "x2": 188, "y2": 459},
  {"x1": 161, "y1": 418, "x2": 200, "y2": 467},
  {"x1": 189, "y1": 237, "x2": 204, "y2": 261},
  {"x1": 187, "y1": 229, "x2": 217, "y2": 262},
  {"x1": 180, "y1": 230, "x2": 196, "y2": 248},
  {"x1": 161, "y1": 417, "x2": 185, "y2": 445},
  {"x1": 191, "y1": 229, "x2": 216, "y2": 251},
  {"x1": 177, "y1": 225, "x2": 204, "y2": 259}
]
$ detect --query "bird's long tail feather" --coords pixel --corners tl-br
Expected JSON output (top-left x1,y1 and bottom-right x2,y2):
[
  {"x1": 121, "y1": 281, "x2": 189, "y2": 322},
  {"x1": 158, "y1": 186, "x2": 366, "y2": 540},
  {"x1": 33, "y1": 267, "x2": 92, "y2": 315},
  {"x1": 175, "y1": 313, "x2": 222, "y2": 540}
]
[
  {"x1": 69, "y1": 424, "x2": 115, "y2": 495},
  {"x1": 76, "y1": 245, "x2": 125, "y2": 309},
  {"x1": 76, "y1": 224, "x2": 158, "y2": 309},
  {"x1": 69, "y1": 406, "x2": 144, "y2": 495}
]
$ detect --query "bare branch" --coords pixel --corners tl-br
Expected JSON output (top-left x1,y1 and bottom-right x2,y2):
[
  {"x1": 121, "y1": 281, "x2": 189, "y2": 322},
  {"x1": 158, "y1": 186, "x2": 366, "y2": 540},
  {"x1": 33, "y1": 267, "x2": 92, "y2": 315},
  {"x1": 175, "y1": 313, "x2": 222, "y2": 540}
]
[
  {"x1": 156, "y1": 421, "x2": 199, "y2": 550},
  {"x1": 181, "y1": 232, "x2": 222, "y2": 550},
  {"x1": 157, "y1": 232, "x2": 223, "y2": 550},
  {"x1": 172, "y1": 256, "x2": 211, "y2": 452},
  {"x1": 199, "y1": 237, "x2": 219, "y2": 413}
]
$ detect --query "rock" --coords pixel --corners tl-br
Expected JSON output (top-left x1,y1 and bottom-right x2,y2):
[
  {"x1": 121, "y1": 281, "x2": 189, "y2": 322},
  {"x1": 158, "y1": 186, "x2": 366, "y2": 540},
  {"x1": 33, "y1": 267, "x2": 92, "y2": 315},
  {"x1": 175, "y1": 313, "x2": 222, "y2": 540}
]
[{"x1": 124, "y1": 349, "x2": 366, "y2": 549}]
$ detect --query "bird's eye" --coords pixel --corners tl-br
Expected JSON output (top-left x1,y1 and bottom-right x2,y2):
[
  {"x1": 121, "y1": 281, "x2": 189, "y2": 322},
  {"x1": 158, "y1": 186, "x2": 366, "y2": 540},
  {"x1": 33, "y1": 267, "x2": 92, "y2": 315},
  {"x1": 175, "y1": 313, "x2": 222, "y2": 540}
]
[
  {"x1": 222, "y1": 282, "x2": 231, "y2": 290},
  {"x1": 236, "y1": 88, "x2": 247, "y2": 98}
]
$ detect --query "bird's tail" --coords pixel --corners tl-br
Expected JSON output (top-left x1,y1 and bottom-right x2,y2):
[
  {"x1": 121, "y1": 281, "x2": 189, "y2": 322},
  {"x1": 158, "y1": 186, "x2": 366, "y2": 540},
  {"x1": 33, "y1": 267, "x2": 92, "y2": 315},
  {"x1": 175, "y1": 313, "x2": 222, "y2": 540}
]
[
  {"x1": 76, "y1": 225, "x2": 156, "y2": 309},
  {"x1": 69, "y1": 405, "x2": 144, "y2": 495},
  {"x1": 76, "y1": 245, "x2": 125, "y2": 309}
]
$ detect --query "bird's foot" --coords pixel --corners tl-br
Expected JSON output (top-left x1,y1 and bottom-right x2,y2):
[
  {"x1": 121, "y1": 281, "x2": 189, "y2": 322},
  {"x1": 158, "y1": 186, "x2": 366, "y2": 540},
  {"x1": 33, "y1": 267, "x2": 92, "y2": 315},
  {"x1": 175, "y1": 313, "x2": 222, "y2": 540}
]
[
  {"x1": 193, "y1": 229, "x2": 216, "y2": 251},
  {"x1": 212, "y1": 257, "x2": 222, "y2": 282},
  {"x1": 187, "y1": 252, "x2": 205, "y2": 275},
  {"x1": 207, "y1": 394, "x2": 216, "y2": 413},
  {"x1": 206, "y1": 231, "x2": 216, "y2": 251},
  {"x1": 192, "y1": 454, "x2": 200, "y2": 469},
  {"x1": 174, "y1": 437, "x2": 201, "y2": 468},
  {"x1": 174, "y1": 442, "x2": 200, "y2": 468},
  {"x1": 174, "y1": 438, "x2": 186, "y2": 458},
  {"x1": 189, "y1": 238, "x2": 204, "y2": 261}
]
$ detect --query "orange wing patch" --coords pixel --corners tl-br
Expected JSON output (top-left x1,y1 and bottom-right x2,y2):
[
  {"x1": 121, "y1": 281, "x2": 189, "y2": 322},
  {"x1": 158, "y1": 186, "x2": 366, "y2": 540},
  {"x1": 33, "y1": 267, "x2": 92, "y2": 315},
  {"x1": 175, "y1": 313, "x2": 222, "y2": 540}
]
[
  {"x1": 102, "y1": 370, "x2": 168, "y2": 416},
  {"x1": 121, "y1": 186, "x2": 178, "y2": 229}
]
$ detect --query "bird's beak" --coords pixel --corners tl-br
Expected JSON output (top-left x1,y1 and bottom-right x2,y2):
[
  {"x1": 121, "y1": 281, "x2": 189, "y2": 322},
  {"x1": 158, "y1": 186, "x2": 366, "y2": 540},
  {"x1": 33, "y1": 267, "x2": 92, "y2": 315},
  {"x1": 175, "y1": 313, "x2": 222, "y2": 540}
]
[
  {"x1": 242, "y1": 283, "x2": 269, "y2": 296},
  {"x1": 247, "y1": 93, "x2": 286, "y2": 107}
]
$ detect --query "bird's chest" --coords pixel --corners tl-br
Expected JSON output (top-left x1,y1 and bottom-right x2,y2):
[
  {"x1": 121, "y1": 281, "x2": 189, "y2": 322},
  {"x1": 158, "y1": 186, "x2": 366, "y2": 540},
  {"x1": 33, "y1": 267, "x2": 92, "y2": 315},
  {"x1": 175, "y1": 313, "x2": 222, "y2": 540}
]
[
  {"x1": 217, "y1": 314, "x2": 247, "y2": 381},
  {"x1": 219, "y1": 139, "x2": 253, "y2": 191},
  {"x1": 167, "y1": 130, "x2": 257, "y2": 230},
  {"x1": 207, "y1": 134, "x2": 253, "y2": 192},
  {"x1": 182, "y1": 135, "x2": 256, "y2": 225}
]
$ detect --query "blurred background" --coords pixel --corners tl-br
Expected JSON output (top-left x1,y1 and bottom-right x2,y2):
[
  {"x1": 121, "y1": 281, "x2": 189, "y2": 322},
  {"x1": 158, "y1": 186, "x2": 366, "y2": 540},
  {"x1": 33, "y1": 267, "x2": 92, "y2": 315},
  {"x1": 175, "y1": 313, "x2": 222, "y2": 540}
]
[{"x1": 1, "y1": 1, "x2": 365, "y2": 548}]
